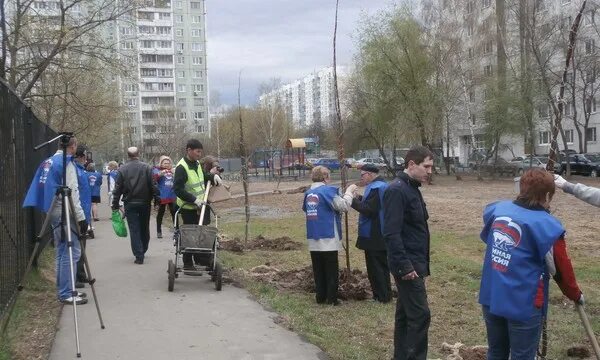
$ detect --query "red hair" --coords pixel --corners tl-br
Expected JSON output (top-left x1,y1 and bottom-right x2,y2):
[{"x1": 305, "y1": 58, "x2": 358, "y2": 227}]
[{"x1": 517, "y1": 168, "x2": 555, "y2": 207}]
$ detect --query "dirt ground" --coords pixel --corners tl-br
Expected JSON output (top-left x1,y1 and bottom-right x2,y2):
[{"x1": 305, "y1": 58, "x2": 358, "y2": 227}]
[{"x1": 216, "y1": 174, "x2": 600, "y2": 258}]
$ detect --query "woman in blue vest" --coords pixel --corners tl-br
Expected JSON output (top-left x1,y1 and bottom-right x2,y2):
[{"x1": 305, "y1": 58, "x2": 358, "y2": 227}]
[
  {"x1": 86, "y1": 163, "x2": 103, "y2": 221},
  {"x1": 302, "y1": 165, "x2": 352, "y2": 305},
  {"x1": 107, "y1": 161, "x2": 120, "y2": 209},
  {"x1": 479, "y1": 168, "x2": 583, "y2": 359},
  {"x1": 153, "y1": 155, "x2": 176, "y2": 238}
]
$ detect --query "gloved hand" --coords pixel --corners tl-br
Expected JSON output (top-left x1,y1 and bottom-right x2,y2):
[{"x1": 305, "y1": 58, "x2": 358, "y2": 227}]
[
  {"x1": 345, "y1": 184, "x2": 358, "y2": 197},
  {"x1": 554, "y1": 174, "x2": 567, "y2": 189},
  {"x1": 213, "y1": 174, "x2": 222, "y2": 186},
  {"x1": 194, "y1": 197, "x2": 206, "y2": 208},
  {"x1": 577, "y1": 293, "x2": 585, "y2": 305},
  {"x1": 78, "y1": 220, "x2": 88, "y2": 239}
]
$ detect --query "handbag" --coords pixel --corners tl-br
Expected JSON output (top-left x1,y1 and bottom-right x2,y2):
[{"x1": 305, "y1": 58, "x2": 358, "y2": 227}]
[{"x1": 111, "y1": 210, "x2": 128, "y2": 237}]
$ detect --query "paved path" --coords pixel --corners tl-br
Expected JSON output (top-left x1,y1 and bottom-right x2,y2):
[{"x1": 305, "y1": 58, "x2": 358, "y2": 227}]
[{"x1": 49, "y1": 203, "x2": 326, "y2": 360}]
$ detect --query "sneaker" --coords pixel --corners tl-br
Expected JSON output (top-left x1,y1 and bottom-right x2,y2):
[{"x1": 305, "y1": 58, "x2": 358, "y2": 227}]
[
  {"x1": 93, "y1": 218, "x2": 100, "y2": 221},
  {"x1": 134, "y1": 258, "x2": 144, "y2": 264},
  {"x1": 60, "y1": 296, "x2": 88, "y2": 305},
  {"x1": 77, "y1": 292, "x2": 87, "y2": 298},
  {"x1": 87, "y1": 230, "x2": 95, "y2": 239},
  {"x1": 157, "y1": 232, "x2": 162, "y2": 239}
]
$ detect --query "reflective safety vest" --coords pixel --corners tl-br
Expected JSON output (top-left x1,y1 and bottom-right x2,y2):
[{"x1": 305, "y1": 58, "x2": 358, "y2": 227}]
[{"x1": 176, "y1": 158, "x2": 205, "y2": 209}]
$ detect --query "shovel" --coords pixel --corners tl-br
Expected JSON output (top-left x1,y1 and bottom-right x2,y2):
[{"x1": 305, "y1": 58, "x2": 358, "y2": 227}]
[{"x1": 576, "y1": 302, "x2": 600, "y2": 360}]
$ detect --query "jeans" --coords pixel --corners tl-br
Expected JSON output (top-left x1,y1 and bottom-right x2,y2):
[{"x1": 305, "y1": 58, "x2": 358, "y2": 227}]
[
  {"x1": 482, "y1": 305, "x2": 543, "y2": 360},
  {"x1": 392, "y1": 275, "x2": 431, "y2": 360},
  {"x1": 156, "y1": 202, "x2": 176, "y2": 233},
  {"x1": 125, "y1": 203, "x2": 151, "y2": 260},
  {"x1": 52, "y1": 217, "x2": 81, "y2": 300}
]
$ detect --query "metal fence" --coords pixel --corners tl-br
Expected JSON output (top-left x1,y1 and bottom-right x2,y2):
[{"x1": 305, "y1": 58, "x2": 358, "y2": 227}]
[{"x1": 0, "y1": 79, "x2": 56, "y2": 322}]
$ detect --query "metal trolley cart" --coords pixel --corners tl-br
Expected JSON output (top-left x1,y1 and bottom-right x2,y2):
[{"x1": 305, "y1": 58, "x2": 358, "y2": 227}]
[{"x1": 167, "y1": 183, "x2": 223, "y2": 291}]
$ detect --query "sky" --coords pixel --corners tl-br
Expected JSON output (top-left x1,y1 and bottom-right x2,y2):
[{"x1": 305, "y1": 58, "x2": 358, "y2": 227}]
[{"x1": 206, "y1": 0, "x2": 396, "y2": 106}]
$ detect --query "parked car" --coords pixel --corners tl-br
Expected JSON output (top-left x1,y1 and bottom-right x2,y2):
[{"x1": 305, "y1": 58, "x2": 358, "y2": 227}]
[
  {"x1": 558, "y1": 153, "x2": 600, "y2": 177},
  {"x1": 312, "y1": 158, "x2": 342, "y2": 170},
  {"x1": 478, "y1": 157, "x2": 519, "y2": 176},
  {"x1": 355, "y1": 157, "x2": 387, "y2": 169},
  {"x1": 344, "y1": 158, "x2": 357, "y2": 168},
  {"x1": 518, "y1": 156, "x2": 560, "y2": 174}
]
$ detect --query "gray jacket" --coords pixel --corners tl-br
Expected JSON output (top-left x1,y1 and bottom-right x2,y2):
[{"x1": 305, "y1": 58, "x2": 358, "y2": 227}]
[
  {"x1": 563, "y1": 181, "x2": 600, "y2": 207},
  {"x1": 111, "y1": 159, "x2": 159, "y2": 209}
]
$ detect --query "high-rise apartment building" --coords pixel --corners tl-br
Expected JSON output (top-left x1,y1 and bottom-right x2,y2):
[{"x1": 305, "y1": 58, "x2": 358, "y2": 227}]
[{"x1": 259, "y1": 67, "x2": 345, "y2": 129}]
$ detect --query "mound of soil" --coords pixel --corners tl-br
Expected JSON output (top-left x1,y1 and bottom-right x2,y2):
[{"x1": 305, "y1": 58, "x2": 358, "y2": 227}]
[
  {"x1": 440, "y1": 342, "x2": 487, "y2": 360},
  {"x1": 567, "y1": 346, "x2": 591, "y2": 358},
  {"x1": 248, "y1": 265, "x2": 373, "y2": 301},
  {"x1": 220, "y1": 235, "x2": 302, "y2": 252}
]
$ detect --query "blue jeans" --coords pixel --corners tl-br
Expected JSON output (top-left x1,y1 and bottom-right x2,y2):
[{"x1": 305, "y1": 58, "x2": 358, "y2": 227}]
[
  {"x1": 124, "y1": 203, "x2": 151, "y2": 260},
  {"x1": 52, "y1": 217, "x2": 81, "y2": 300},
  {"x1": 482, "y1": 305, "x2": 543, "y2": 360}
]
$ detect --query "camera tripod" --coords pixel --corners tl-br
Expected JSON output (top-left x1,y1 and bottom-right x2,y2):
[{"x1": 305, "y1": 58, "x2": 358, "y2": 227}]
[{"x1": 18, "y1": 132, "x2": 105, "y2": 358}]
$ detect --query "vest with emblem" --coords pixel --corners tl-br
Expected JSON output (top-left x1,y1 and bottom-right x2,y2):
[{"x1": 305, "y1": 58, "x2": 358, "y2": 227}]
[
  {"x1": 23, "y1": 153, "x2": 70, "y2": 213},
  {"x1": 75, "y1": 162, "x2": 92, "y2": 223},
  {"x1": 478, "y1": 200, "x2": 564, "y2": 321},
  {"x1": 176, "y1": 158, "x2": 205, "y2": 209},
  {"x1": 88, "y1": 171, "x2": 102, "y2": 197},
  {"x1": 358, "y1": 179, "x2": 388, "y2": 238},
  {"x1": 303, "y1": 185, "x2": 342, "y2": 240}
]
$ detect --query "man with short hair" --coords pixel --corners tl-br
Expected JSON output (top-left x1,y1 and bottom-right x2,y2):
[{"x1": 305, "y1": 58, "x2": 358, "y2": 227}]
[
  {"x1": 346, "y1": 164, "x2": 391, "y2": 303},
  {"x1": 111, "y1": 147, "x2": 159, "y2": 264},
  {"x1": 383, "y1": 145, "x2": 434, "y2": 360},
  {"x1": 173, "y1": 139, "x2": 221, "y2": 270}
]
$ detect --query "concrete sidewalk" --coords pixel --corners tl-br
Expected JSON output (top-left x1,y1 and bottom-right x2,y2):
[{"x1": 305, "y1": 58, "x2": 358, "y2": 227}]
[{"x1": 49, "y1": 203, "x2": 326, "y2": 360}]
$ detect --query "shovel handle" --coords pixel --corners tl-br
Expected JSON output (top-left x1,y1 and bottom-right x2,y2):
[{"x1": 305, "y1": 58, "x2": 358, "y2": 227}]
[{"x1": 576, "y1": 303, "x2": 600, "y2": 360}]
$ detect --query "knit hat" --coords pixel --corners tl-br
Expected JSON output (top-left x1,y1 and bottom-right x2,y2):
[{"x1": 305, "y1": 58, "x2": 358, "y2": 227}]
[
  {"x1": 159, "y1": 155, "x2": 173, "y2": 168},
  {"x1": 361, "y1": 164, "x2": 380, "y2": 174}
]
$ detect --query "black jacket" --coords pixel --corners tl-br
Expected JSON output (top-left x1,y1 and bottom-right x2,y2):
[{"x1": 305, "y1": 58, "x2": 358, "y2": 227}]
[
  {"x1": 111, "y1": 159, "x2": 159, "y2": 209},
  {"x1": 382, "y1": 171, "x2": 430, "y2": 277},
  {"x1": 351, "y1": 176, "x2": 386, "y2": 251}
]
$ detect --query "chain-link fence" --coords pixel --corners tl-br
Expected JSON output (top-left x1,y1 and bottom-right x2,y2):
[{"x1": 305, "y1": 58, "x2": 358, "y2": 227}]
[{"x1": 0, "y1": 79, "x2": 56, "y2": 322}]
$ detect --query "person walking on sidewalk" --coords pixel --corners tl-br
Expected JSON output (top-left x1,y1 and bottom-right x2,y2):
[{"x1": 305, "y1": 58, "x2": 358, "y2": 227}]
[
  {"x1": 173, "y1": 139, "x2": 222, "y2": 270},
  {"x1": 153, "y1": 155, "x2": 176, "y2": 239},
  {"x1": 383, "y1": 145, "x2": 434, "y2": 360},
  {"x1": 347, "y1": 164, "x2": 392, "y2": 303},
  {"x1": 87, "y1": 163, "x2": 103, "y2": 221},
  {"x1": 107, "y1": 161, "x2": 120, "y2": 209},
  {"x1": 302, "y1": 166, "x2": 352, "y2": 306},
  {"x1": 111, "y1": 147, "x2": 159, "y2": 264},
  {"x1": 23, "y1": 136, "x2": 89, "y2": 305}
]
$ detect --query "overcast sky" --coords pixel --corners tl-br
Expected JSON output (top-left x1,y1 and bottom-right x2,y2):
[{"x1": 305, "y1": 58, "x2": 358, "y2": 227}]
[{"x1": 206, "y1": 0, "x2": 395, "y2": 106}]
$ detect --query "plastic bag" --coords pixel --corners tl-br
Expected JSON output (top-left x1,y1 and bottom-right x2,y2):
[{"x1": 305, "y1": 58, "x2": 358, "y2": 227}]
[{"x1": 111, "y1": 210, "x2": 128, "y2": 237}]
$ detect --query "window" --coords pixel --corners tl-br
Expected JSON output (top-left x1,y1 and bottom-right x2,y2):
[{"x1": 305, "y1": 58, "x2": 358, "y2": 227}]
[
  {"x1": 466, "y1": 1, "x2": 474, "y2": 14},
  {"x1": 179, "y1": 112, "x2": 187, "y2": 120},
  {"x1": 176, "y1": 1, "x2": 182, "y2": 8},
  {"x1": 587, "y1": 69, "x2": 596, "y2": 83},
  {"x1": 194, "y1": 111, "x2": 204, "y2": 119},
  {"x1": 120, "y1": 41, "x2": 134, "y2": 50},
  {"x1": 467, "y1": 24, "x2": 474, "y2": 36},
  {"x1": 586, "y1": 39, "x2": 595, "y2": 54},
  {"x1": 193, "y1": 84, "x2": 203, "y2": 92},
  {"x1": 482, "y1": 0, "x2": 491, "y2": 8},
  {"x1": 177, "y1": 70, "x2": 185, "y2": 78},
  {"x1": 126, "y1": 98, "x2": 137, "y2": 107},
  {"x1": 177, "y1": 56, "x2": 185, "y2": 64},
  {"x1": 141, "y1": 68, "x2": 156, "y2": 77},
  {"x1": 539, "y1": 131, "x2": 550, "y2": 145},
  {"x1": 193, "y1": 70, "x2": 203, "y2": 78},
  {"x1": 176, "y1": 29, "x2": 183, "y2": 37},
  {"x1": 483, "y1": 40, "x2": 493, "y2": 54},
  {"x1": 123, "y1": 84, "x2": 137, "y2": 92},
  {"x1": 175, "y1": 15, "x2": 183, "y2": 23},
  {"x1": 191, "y1": 43, "x2": 202, "y2": 51},
  {"x1": 156, "y1": 26, "x2": 171, "y2": 35},
  {"x1": 586, "y1": 127, "x2": 597, "y2": 142},
  {"x1": 191, "y1": 29, "x2": 201, "y2": 37},
  {"x1": 176, "y1": 43, "x2": 184, "y2": 51},
  {"x1": 194, "y1": 98, "x2": 205, "y2": 106},
  {"x1": 538, "y1": 104, "x2": 550, "y2": 118},
  {"x1": 177, "y1": 84, "x2": 186, "y2": 92},
  {"x1": 468, "y1": 47, "x2": 474, "y2": 59},
  {"x1": 158, "y1": 41, "x2": 171, "y2": 48},
  {"x1": 138, "y1": 12, "x2": 153, "y2": 20},
  {"x1": 192, "y1": 57, "x2": 202, "y2": 65},
  {"x1": 484, "y1": 64, "x2": 493, "y2": 76},
  {"x1": 586, "y1": 96, "x2": 597, "y2": 113},
  {"x1": 141, "y1": 40, "x2": 153, "y2": 48},
  {"x1": 129, "y1": 127, "x2": 138, "y2": 134},
  {"x1": 158, "y1": 12, "x2": 170, "y2": 20},
  {"x1": 178, "y1": 98, "x2": 187, "y2": 107},
  {"x1": 120, "y1": 27, "x2": 133, "y2": 36},
  {"x1": 586, "y1": 9, "x2": 596, "y2": 26},
  {"x1": 138, "y1": 25, "x2": 154, "y2": 34},
  {"x1": 190, "y1": 2, "x2": 201, "y2": 9},
  {"x1": 564, "y1": 129, "x2": 574, "y2": 143},
  {"x1": 470, "y1": 114, "x2": 476, "y2": 125},
  {"x1": 565, "y1": 101, "x2": 572, "y2": 116},
  {"x1": 157, "y1": 69, "x2": 172, "y2": 77},
  {"x1": 196, "y1": 125, "x2": 205, "y2": 133},
  {"x1": 192, "y1": 15, "x2": 202, "y2": 23}
]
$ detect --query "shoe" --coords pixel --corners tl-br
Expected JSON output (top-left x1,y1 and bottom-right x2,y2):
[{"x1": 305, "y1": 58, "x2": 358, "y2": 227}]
[
  {"x1": 157, "y1": 232, "x2": 162, "y2": 239},
  {"x1": 134, "y1": 258, "x2": 144, "y2": 264},
  {"x1": 75, "y1": 282, "x2": 85, "y2": 289},
  {"x1": 88, "y1": 230, "x2": 95, "y2": 239},
  {"x1": 93, "y1": 218, "x2": 100, "y2": 221},
  {"x1": 60, "y1": 296, "x2": 88, "y2": 305},
  {"x1": 77, "y1": 292, "x2": 87, "y2": 298}
]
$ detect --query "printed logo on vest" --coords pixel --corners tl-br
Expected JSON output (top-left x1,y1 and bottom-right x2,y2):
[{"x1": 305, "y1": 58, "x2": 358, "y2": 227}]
[
  {"x1": 89, "y1": 175, "x2": 97, "y2": 186},
  {"x1": 306, "y1": 193, "x2": 320, "y2": 220},
  {"x1": 39, "y1": 159, "x2": 53, "y2": 185},
  {"x1": 490, "y1": 216, "x2": 522, "y2": 272}
]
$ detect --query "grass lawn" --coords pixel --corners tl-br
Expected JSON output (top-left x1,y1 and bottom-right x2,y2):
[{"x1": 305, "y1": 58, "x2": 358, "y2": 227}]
[
  {"x1": 219, "y1": 215, "x2": 600, "y2": 360},
  {"x1": 0, "y1": 248, "x2": 60, "y2": 360}
]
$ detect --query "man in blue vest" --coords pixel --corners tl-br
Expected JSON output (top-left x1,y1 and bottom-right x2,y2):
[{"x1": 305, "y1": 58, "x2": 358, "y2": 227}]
[
  {"x1": 347, "y1": 164, "x2": 391, "y2": 303},
  {"x1": 383, "y1": 146, "x2": 434, "y2": 360},
  {"x1": 86, "y1": 163, "x2": 103, "y2": 221},
  {"x1": 23, "y1": 136, "x2": 89, "y2": 305},
  {"x1": 302, "y1": 165, "x2": 351, "y2": 305}
]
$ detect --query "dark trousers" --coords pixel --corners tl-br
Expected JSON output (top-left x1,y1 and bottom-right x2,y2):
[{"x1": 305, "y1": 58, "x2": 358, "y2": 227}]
[
  {"x1": 392, "y1": 275, "x2": 431, "y2": 360},
  {"x1": 310, "y1": 251, "x2": 339, "y2": 304},
  {"x1": 178, "y1": 208, "x2": 208, "y2": 267},
  {"x1": 76, "y1": 238, "x2": 87, "y2": 282},
  {"x1": 156, "y1": 202, "x2": 176, "y2": 233},
  {"x1": 364, "y1": 250, "x2": 392, "y2": 302},
  {"x1": 124, "y1": 203, "x2": 151, "y2": 261}
]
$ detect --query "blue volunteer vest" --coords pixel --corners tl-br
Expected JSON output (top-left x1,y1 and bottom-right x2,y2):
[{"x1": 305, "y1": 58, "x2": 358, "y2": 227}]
[
  {"x1": 154, "y1": 167, "x2": 176, "y2": 201},
  {"x1": 303, "y1": 185, "x2": 342, "y2": 240},
  {"x1": 23, "y1": 153, "x2": 70, "y2": 213},
  {"x1": 478, "y1": 200, "x2": 564, "y2": 321},
  {"x1": 108, "y1": 170, "x2": 118, "y2": 190},
  {"x1": 88, "y1": 171, "x2": 102, "y2": 197},
  {"x1": 75, "y1": 162, "x2": 92, "y2": 223},
  {"x1": 358, "y1": 180, "x2": 388, "y2": 238}
]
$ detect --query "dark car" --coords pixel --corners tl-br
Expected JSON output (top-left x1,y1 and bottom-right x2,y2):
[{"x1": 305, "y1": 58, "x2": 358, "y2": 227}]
[
  {"x1": 478, "y1": 157, "x2": 519, "y2": 176},
  {"x1": 559, "y1": 153, "x2": 600, "y2": 177},
  {"x1": 312, "y1": 158, "x2": 341, "y2": 170}
]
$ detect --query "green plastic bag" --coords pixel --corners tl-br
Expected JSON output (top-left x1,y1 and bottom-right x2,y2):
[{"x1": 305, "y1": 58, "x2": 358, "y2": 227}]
[{"x1": 111, "y1": 210, "x2": 128, "y2": 237}]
